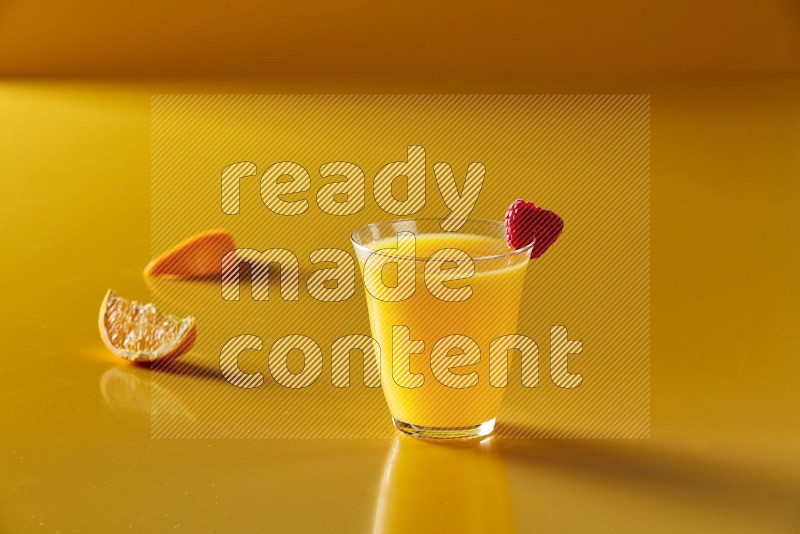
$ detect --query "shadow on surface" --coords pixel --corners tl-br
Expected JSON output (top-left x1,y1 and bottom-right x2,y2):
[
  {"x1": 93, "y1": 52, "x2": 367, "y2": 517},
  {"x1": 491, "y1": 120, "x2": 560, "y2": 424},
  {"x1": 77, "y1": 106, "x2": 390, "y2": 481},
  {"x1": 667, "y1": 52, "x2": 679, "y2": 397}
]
[
  {"x1": 150, "y1": 358, "x2": 226, "y2": 382},
  {"x1": 496, "y1": 422, "x2": 800, "y2": 527}
]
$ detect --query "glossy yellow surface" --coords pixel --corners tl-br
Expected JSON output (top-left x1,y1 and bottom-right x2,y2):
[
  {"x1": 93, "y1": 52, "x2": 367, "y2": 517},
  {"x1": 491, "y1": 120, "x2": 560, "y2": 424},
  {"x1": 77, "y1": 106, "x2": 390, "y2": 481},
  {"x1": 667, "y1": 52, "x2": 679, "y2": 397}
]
[{"x1": 1, "y1": 76, "x2": 799, "y2": 533}]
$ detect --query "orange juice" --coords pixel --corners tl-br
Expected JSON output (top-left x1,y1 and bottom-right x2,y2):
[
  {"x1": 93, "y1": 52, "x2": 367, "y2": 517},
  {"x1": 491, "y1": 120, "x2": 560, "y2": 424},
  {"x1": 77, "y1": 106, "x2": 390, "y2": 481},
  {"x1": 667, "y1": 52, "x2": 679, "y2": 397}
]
[{"x1": 352, "y1": 219, "x2": 532, "y2": 439}]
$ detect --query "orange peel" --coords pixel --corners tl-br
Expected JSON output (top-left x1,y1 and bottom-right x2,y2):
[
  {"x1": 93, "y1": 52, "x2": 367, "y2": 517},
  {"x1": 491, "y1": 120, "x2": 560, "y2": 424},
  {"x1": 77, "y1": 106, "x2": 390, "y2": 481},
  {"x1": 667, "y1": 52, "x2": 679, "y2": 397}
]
[{"x1": 144, "y1": 229, "x2": 234, "y2": 280}]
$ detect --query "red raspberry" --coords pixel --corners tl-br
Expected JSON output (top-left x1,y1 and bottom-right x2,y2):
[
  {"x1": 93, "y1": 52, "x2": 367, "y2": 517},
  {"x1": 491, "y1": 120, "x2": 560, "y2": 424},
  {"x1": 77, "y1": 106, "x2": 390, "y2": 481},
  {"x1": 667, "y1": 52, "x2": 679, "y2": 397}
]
[{"x1": 505, "y1": 199, "x2": 564, "y2": 259}]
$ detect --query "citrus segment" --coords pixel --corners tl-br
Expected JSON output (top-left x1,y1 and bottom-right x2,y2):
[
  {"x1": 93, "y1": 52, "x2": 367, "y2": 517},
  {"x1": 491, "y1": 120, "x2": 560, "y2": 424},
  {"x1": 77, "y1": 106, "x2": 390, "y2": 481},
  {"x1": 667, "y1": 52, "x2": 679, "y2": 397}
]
[{"x1": 98, "y1": 289, "x2": 196, "y2": 362}]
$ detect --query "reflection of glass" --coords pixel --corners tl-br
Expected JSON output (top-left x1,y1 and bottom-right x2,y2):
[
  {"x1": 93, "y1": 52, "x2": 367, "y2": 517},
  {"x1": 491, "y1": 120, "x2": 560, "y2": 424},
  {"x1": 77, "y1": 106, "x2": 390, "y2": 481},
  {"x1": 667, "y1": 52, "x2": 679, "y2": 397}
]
[
  {"x1": 373, "y1": 436, "x2": 514, "y2": 533},
  {"x1": 352, "y1": 219, "x2": 532, "y2": 439}
]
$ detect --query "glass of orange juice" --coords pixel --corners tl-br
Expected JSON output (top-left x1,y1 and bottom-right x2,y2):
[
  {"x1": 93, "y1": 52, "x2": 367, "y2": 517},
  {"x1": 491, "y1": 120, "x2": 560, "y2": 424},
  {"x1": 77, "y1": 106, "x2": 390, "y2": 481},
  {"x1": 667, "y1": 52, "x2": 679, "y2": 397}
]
[{"x1": 351, "y1": 219, "x2": 533, "y2": 439}]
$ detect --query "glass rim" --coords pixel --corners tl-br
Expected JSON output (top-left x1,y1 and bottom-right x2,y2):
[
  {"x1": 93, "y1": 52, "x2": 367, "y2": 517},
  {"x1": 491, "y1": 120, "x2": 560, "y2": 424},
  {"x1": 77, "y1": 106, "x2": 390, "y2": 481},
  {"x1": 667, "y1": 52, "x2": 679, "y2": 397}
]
[{"x1": 350, "y1": 218, "x2": 535, "y2": 263}]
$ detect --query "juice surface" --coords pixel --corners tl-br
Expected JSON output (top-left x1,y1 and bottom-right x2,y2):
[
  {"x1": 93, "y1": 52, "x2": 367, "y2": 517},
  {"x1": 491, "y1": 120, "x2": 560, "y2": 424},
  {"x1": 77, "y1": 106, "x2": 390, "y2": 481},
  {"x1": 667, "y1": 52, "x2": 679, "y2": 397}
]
[{"x1": 361, "y1": 232, "x2": 529, "y2": 428}]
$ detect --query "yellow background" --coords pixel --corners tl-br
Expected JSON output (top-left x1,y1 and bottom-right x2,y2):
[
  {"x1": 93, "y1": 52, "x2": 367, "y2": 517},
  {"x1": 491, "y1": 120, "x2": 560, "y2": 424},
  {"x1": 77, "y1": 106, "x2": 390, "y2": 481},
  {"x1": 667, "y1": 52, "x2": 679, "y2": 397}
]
[{"x1": 1, "y1": 0, "x2": 799, "y2": 532}]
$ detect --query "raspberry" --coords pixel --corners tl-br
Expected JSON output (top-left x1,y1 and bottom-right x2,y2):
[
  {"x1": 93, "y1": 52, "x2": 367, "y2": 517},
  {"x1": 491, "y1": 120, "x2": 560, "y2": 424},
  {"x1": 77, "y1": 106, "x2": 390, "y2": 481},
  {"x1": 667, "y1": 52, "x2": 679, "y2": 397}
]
[{"x1": 505, "y1": 199, "x2": 564, "y2": 259}]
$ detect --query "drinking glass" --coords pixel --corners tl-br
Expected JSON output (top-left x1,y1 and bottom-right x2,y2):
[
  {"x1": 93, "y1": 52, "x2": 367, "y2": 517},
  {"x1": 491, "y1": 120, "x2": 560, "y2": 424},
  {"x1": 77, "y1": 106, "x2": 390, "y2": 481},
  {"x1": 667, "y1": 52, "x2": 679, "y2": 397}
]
[{"x1": 352, "y1": 219, "x2": 532, "y2": 439}]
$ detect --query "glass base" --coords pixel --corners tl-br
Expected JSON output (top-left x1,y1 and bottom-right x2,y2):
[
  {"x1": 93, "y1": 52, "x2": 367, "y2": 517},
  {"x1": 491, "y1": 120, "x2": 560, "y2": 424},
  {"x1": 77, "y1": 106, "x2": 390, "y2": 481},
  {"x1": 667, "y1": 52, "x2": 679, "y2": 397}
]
[{"x1": 392, "y1": 417, "x2": 496, "y2": 440}]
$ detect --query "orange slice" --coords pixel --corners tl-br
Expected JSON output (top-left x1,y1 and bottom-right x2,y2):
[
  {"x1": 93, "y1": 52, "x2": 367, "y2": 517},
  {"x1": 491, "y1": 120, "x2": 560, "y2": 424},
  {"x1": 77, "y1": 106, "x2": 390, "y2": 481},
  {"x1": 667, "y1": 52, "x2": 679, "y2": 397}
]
[
  {"x1": 98, "y1": 289, "x2": 196, "y2": 362},
  {"x1": 144, "y1": 229, "x2": 235, "y2": 280}
]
